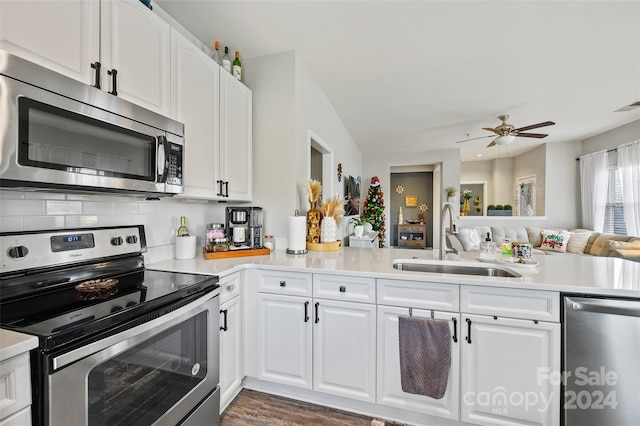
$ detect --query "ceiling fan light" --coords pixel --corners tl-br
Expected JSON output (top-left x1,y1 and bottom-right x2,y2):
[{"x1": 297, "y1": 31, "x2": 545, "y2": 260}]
[{"x1": 495, "y1": 135, "x2": 516, "y2": 145}]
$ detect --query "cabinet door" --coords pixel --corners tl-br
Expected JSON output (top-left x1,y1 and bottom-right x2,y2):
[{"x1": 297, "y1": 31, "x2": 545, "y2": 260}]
[
  {"x1": 171, "y1": 28, "x2": 221, "y2": 200},
  {"x1": 0, "y1": 0, "x2": 99, "y2": 84},
  {"x1": 460, "y1": 314, "x2": 560, "y2": 426},
  {"x1": 101, "y1": 0, "x2": 171, "y2": 115},
  {"x1": 377, "y1": 306, "x2": 460, "y2": 420},
  {"x1": 219, "y1": 70, "x2": 252, "y2": 201},
  {"x1": 313, "y1": 299, "x2": 376, "y2": 402},
  {"x1": 256, "y1": 293, "x2": 312, "y2": 388},
  {"x1": 219, "y1": 295, "x2": 243, "y2": 412}
]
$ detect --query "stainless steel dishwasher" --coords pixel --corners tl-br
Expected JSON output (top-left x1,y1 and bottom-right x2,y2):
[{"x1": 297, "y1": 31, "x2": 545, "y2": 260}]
[{"x1": 563, "y1": 296, "x2": 640, "y2": 426}]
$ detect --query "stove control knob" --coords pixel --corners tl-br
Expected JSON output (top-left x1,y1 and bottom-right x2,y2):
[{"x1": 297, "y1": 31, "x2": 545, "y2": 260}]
[
  {"x1": 111, "y1": 237, "x2": 123, "y2": 246},
  {"x1": 126, "y1": 235, "x2": 138, "y2": 244},
  {"x1": 110, "y1": 305, "x2": 123, "y2": 313},
  {"x1": 7, "y1": 245, "x2": 29, "y2": 259}
]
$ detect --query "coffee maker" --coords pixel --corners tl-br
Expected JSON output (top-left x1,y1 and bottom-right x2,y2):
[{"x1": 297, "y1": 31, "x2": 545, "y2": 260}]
[{"x1": 225, "y1": 206, "x2": 263, "y2": 249}]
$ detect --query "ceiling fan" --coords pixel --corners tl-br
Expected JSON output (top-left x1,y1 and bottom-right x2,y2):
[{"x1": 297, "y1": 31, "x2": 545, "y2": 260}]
[{"x1": 457, "y1": 115, "x2": 555, "y2": 147}]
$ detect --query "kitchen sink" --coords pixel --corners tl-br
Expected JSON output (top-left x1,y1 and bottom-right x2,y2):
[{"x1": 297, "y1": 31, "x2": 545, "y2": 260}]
[{"x1": 393, "y1": 260, "x2": 521, "y2": 278}]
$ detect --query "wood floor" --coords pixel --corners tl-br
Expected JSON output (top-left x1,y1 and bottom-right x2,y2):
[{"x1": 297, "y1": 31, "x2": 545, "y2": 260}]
[{"x1": 220, "y1": 389, "x2": 391, "y2": 425}]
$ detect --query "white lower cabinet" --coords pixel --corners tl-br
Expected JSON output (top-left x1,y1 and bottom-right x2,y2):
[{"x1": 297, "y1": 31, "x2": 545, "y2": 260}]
[
  {"x1": 219, "y1": 274, "x2": 243, "y2": 412},
  {"x1": 256, "y1": 292, "x2": 313, "y2": 388},
  {"x1": 460, "y1": 314, "x2": 560, "y2": 426},
  {"x1": 313, "y1": 299, "x2": 376, "y2": 402},
  {"x1": 255, "y1": 271, "x2": 377, "y2": 403},
  {"x1": 377, "y1": 305, "x2": 460, "y2": 420},
  {"x1": 460, "y1": 285, "x2": 561, "y2": 426}
]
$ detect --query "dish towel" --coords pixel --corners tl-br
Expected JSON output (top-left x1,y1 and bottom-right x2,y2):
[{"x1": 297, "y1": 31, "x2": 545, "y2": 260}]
[{"x1": 398, "y1": 316, "x2": 451, "y2": 399}]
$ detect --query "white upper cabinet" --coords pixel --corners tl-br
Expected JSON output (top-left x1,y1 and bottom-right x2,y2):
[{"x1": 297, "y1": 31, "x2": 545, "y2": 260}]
[
  {"x1": 0, "y1": 0, "x2": 100, "y2": 84},
  {"x1": 219, "y1": 70, "x2": 252, "y2": 201},
  {"x1": 101, "y1": 0, "x2": 171, "y2": 115},
  {"x1": 171, "y1": 28, "x2": 220, "y2": 199},
  {"x1": 0, "y1": 0, "x2": 171, "y2": 116}
]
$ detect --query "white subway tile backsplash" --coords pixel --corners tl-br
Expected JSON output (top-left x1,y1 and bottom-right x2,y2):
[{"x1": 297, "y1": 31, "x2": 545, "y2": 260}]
[
  {"x1": 25, "y1": 192, "x2": 66, "y2": 200},
  {"x1": 0, "y1": 190, "x2": 24, "y2": 199},
  {"x1": 0, "y1": 216, "x2": 23, "y2": 232},
  {"x1": 46, "y1": 200, "x2": 83, "y2": 215},
  {"x1": 23, "y1": 215, "x2": 65, "y2": 230},
  {"x1": 65, "y1": 193, "x2": 101, "y2": 201},
  {"x1": 1, "y1": 199, "x2": 45, "y2": 216},
  {"x1": 65, "y1": 215, "x2": 99, "y2": 228}
]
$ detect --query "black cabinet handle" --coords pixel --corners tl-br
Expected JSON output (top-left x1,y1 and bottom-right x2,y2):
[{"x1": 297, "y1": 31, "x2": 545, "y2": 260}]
[
  {"x1": 216, "y1": 180, "x2": 223, "y2": 197},
  {"x1": 91, "y1": 61, "x2": 101, "y2": 89},
  {"x1": 280, "y1": 280, "x2": 286, "y2": 287},
  {"x1": 304, "y1": 301, "x2": 309, "y2": 322},
  {"x1": 339, "y1": 285, "x2": 346, "y2": 293},
  {"x1": 465, "y1": 318, "x2": 472, "y2": 344},
  {"x1": 107, "y1": 69, "x2": 118, "y2": 96},
  {"x1": 452, "y1": 317, "x2": 458, "y2": 343},
  {"x1": 224, "y1": 181, "x2": 229, "y2": 197},
  {"x1": 220, "y1": 309, "x2": 228, "y2": 331},
  {"x1": 314, "y1": 302, "x2": 320, "y2": 323}
]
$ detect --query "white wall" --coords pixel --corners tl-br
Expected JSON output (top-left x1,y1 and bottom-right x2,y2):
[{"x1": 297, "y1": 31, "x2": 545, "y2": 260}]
[
  {"x1": 244, "y1": 51, "x2": 297, "y2": 246},
  {"x1": 244, "y1": 51, "x2": 362, "y2": 247},
  {"x1": 513, "y1": 144, "x2": 546, "y2": 215},
  {"x1": 582, "y1": 118, "x2": 640, "y2": 155},
  {"x1": 0, "y1": 190, "x2": 226, "y2": 263},
  {"x1": 363, "y1": 148, "x2": 460, "y2": 249}
]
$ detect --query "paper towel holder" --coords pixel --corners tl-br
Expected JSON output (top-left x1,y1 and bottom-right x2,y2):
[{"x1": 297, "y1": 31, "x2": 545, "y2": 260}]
[{"x1": 287, "y1": 209, "x2": 308, "y2": 255}]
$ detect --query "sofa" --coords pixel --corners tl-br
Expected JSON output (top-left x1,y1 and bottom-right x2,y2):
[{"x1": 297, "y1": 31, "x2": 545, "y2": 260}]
[{"x1": 447, "y1": 226, "x2": 640, "y2": 263}]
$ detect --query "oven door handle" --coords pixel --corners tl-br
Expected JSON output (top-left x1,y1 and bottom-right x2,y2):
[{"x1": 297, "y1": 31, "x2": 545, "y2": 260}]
[{"x1": 51, "y1": 290, "x2": 219, "y2": 371}]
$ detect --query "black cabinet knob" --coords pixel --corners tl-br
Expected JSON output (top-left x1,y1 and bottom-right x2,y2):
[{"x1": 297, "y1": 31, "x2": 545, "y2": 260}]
[
  {"x1": 339, "y1": 286, "x2": 346, "y2": 292},
  {"x1": 280, "y1": 281, "x2": 286, "y2": 287}
]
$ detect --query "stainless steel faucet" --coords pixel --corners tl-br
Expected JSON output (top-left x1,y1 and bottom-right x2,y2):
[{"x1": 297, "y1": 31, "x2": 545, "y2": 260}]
[{"x1": 439, "y1": 203, "x2": 458, "y2": 260}]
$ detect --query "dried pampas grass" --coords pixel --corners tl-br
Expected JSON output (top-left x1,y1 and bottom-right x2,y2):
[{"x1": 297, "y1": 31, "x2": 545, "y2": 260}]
[
  {"x1": 307, "y1": 180, "x2": 322, "y2": 203},
  {"x1": 320, "y1": 196, "x2": 344, "y2": 223}
]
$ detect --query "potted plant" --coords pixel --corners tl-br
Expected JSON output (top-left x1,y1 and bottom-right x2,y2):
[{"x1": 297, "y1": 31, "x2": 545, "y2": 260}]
[
  {"x1": 487, "y1": 204, "x2": 513, "y2": 216},
  {"x1": 445, "y1": 187, "x2": 457, "y2": 198},
  {"x1": 350, "y1": 216, "x2": 367, "y2": 238}
]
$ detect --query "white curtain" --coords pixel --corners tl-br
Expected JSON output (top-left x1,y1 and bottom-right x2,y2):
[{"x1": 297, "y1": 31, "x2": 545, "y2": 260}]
[
  {"x1": 617, "y1": 140, "x2": 640, "y2": 236},
  {"x1": 579, "y1": 150, "x2": 609, "y2": 232}
]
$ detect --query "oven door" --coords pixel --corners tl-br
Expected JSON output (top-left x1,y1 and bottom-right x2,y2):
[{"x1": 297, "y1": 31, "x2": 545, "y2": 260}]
[{"x1": 48, "y1": 291, "x2": 219, "y2": 426}]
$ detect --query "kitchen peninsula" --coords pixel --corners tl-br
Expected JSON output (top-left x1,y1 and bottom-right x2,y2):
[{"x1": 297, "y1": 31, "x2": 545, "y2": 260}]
[{"x1": 148, "y1": 248, "x2": 639, "y2": 426}]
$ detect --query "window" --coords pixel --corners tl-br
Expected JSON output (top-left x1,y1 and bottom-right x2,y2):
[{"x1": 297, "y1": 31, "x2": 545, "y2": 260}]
[{"x1": 604, "y1": 165, "x2": 626, "y2": 235}]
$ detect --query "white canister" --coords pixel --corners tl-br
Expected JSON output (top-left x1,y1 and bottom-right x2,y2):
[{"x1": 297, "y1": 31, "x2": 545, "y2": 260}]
[{"x1": 175, "y1": 235, "x2": 196, "y2": 259}]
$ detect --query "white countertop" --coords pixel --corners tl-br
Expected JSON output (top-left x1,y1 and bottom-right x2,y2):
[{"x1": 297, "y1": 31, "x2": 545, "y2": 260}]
[
  {"x1": 148, "y1": 248, "x2": 640, "y2": 298},
  {"x1": 0, "y1": 328, "x2": 38, "y2": 361}
]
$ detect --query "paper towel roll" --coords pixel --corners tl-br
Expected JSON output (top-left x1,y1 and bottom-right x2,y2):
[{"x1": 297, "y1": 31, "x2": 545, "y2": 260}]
[{"x1": 287, "y1": 216, "x2": 307, "y2": 253}]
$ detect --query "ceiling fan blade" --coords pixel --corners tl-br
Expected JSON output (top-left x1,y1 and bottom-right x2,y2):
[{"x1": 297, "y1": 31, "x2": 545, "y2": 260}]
[
  {"x1": 455, "y1": 135, "x2": 493, "y2": 143},
  {"x1": 516, "y1": 132, "x2": 548, "y2": 139},
  {"x1": 482, "y1": 127, "x2": 499, "y2": 134},
  {"x1": 487, "y1": 140, "x2": 497, "y2": 147},
  {"x1": 515, "y1": 121, "x2": 555, "y2": 132}
]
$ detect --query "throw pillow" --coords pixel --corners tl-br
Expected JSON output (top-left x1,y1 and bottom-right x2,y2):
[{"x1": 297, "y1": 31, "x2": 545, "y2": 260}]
[
  {"x1": 458, "y1": 228, "x2": 481, "y2": 251},
  {"x1": 583, "y1": 232, "x2": 601, "y2": 254},
  {"x1": 540, "y1": 229, "x2": 571, "y2": 253},
  {"x1": 566, "y1": 231, "x2": 594, "y2": 254},
  {"x1": 606, "y1": 239, "x2": 640, "y2": 254},
  {"x1": 526, "y1": 227, "x2": 544, "y2": 247},
  {"x1": 588, "y1": 234, "x2": 632, "y2": 257}
]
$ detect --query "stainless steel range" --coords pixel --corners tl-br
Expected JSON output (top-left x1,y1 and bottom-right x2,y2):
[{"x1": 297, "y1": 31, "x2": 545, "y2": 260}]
[{"x1": 0, "y1": 225, "x2": 220, "y2": 426}]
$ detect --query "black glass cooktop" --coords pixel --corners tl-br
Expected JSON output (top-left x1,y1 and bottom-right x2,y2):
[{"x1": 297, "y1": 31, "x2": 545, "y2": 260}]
[{"x1": 0, "y1": 257, "x2": 218, "y2": 351}]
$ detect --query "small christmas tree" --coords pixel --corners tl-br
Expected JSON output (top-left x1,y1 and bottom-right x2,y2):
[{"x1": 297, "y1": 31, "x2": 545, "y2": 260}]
[{"x1": 363, "y1": 176, "x2": 386, "y2": 247}]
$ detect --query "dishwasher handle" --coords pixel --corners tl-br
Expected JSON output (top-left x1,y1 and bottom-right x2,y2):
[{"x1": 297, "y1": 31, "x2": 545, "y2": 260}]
[{"x1": 569, "y1": 298, "x2": 640, "y2": 318}]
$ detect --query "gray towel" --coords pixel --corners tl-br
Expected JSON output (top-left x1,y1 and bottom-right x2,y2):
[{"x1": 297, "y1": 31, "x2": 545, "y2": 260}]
[{"x1": 398, "y1": 316, "x2": 451, "y2": 399}]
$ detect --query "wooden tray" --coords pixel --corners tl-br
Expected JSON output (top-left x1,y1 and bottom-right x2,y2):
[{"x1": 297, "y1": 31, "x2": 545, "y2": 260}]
[
  {"x1": 306, "y1": 241, "x2": 342, "y2": 252},
  {"x1": 203, "y1": 247, "x2": 271, "y2": 260}
]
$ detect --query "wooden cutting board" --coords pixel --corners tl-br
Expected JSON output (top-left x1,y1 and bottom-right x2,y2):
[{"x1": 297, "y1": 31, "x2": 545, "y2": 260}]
[{"x1": 203, "y1": 247, "x2": 271, "y2": 259}]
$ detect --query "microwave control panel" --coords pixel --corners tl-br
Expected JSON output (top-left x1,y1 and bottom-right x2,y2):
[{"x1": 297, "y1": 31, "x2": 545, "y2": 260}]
[{"x1": 166, "y1": 142, "x2": 183, "y2": 186}]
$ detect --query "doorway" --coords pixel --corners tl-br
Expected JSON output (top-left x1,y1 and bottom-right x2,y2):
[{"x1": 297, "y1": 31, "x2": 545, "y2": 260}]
[
  {"x1": 389, "y1": 170, "x2": 434, "y2": 248},
  {"x1": 308, "y1": 130, "x2": 333, "y2": 198}
]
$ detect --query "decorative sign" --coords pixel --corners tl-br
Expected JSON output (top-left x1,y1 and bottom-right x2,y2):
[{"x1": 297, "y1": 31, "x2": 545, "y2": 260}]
[{"x1": 405, "y1": 195, "x2": 417, "y2": 207}]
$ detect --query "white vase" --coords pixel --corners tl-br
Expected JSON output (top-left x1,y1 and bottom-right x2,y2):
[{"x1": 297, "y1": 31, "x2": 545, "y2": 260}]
[
  {"x1": 320, "y1": 216, "x2": 337, "y2": 243},
  {"x1": 354, "y1": 225, "x2": 364, "y2": 238}
]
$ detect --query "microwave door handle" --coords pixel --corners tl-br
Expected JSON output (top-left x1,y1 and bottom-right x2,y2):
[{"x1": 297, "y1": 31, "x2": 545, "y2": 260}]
[{"x1": 157, "y1": 136, "x2": 170, "y2": 183}]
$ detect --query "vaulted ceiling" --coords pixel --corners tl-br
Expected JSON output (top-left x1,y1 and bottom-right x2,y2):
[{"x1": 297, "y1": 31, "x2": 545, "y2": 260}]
[{"x1": 156, "y1": 0, "x2": 640, "y2": 161}]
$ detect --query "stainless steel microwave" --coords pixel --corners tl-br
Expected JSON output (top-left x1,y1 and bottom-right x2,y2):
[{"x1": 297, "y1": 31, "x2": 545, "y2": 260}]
[{"x1": 0, "y1": 50, "x2": 184, "y2": 196}]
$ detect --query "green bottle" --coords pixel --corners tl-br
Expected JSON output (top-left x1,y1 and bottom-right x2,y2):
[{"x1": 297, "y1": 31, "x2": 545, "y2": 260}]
[{"x1": 232, "y1": 51, "x2": 242, "y2": 81}]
